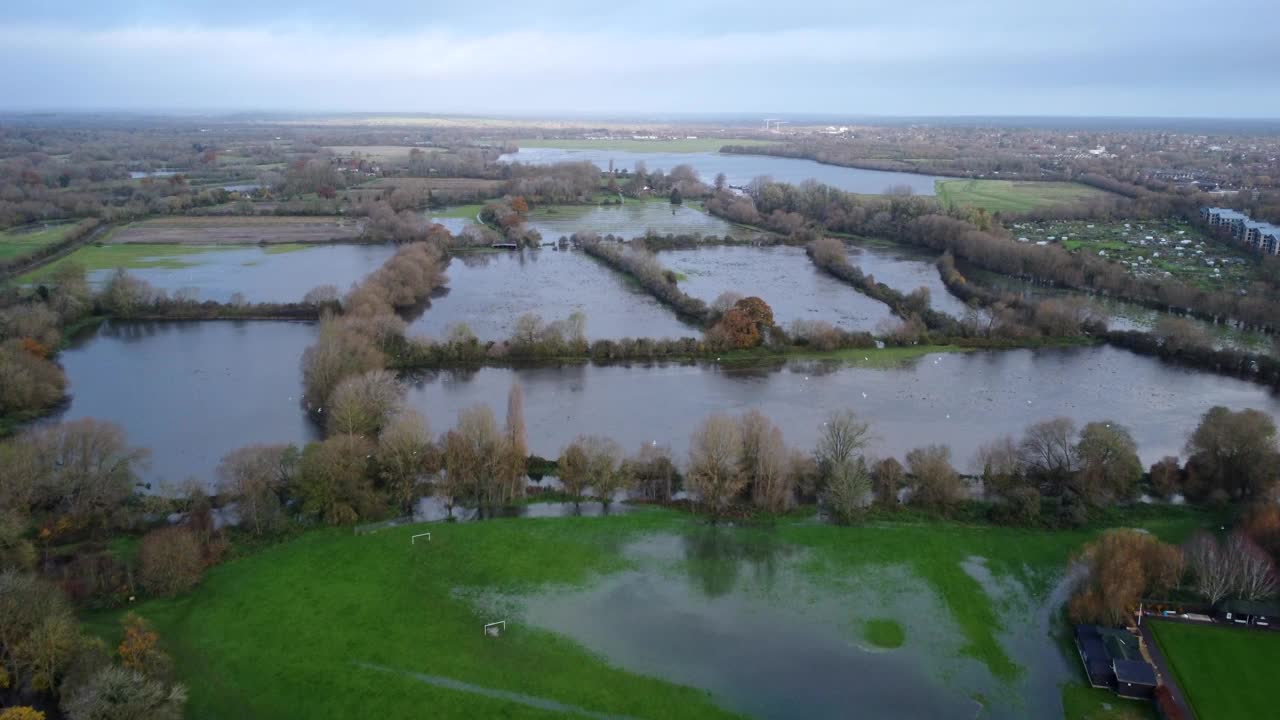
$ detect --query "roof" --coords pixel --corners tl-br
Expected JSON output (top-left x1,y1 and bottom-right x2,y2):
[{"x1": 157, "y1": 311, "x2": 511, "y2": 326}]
[
  {"x1": 1205, "y1": 207, "x2": 1249, "y2": 220},
  {"x1": 1113, "y1": 659, "x2": 1157, "y2": 687},
  {"x1": 1220, "y1": 599, "x2": 1280, "y2": 617},
  {"x1": 1075, "y1": 626, "x2": 1115, "y2": 686}
]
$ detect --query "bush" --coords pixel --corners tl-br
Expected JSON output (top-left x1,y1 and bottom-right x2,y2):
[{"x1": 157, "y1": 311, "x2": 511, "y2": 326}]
[{"x1": 138, "y1": 527, "x2": 203, "y2": 597}]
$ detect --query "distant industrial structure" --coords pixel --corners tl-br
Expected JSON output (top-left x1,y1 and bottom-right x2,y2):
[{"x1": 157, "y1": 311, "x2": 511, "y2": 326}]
[{"x1": 1201, "y1": 207, "x2": 1280, "y2": 255}]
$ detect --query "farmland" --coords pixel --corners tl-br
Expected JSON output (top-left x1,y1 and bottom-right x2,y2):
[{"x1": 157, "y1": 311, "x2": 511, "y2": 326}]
[
  {"x1": 0, "y1": 221, "x2": 76, "y2": 261},
  {"x1": 935, "y1": 179, "x2": 1115, "y2": 213},
  {"x1": 1150, "y1": 620, "x2": 1280, "y2": 720},
  {"x1": 1008, "y1": 219, "x2": 1258, "y2": 291}
]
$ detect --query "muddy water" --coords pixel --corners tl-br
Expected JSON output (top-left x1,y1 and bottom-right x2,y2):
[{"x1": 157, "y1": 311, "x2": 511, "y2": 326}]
[
  {"x1": 500, "y1": 148, "x2": 942, "y2": 196},
  {"x1": 408, "y1": 249, "x2": 698, "y2": 341}
]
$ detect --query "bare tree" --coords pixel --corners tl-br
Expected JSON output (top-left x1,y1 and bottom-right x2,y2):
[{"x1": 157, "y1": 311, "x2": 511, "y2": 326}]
[
  {"x1": 814, "y1": 410, "x2": 871, "y2": 480},
  {"x1": 326, "y1": 369, "x2": 404, "y2": 437},
  {"x1": 906, "y1": 445, "x2": 964, "y2": 509},
  {"x1": 975, "y1": 434, "x2": 1024, "y2": 499},
  {"x1": 623, "y1": 443, "x2": 677, "y2": 502},
  {"x1": 1020, "y1": 417, "x2": 1078, "y2": 483},
  {"x1": 139, "y1": 526, "x2": 203, "y2": 597},
  {"x1": 377, "y1": 409, "x2": 435, "y2": 514},
  {"x1": 294, "y1": 435, "x2": 376, "y2": 525},
  {"x1": 558, "y1": 440, "x2": 590, "y2": 505},
  {"x1": 739, "y1": 410, "x2": 793, "y2": 513},
  {"x1": 23, "y1": 419, "x2": 148, "y2": 529},
  {"x1": 688, "y1": 415, "x2": 745, "y2": 520},
  {"x1": 584, "y1": 436, "x2": 627, "y2": 508},
  {"x1": 1227, "y1": 532, "x2": 1279, "y2": 601},
  {"x1": 216, "y1": 444, "x2": 296, "y2": 536},
  {"x1": 441, "y1": 405, "x2": 512, "y2": 512},
  {"x1": 1186, "y1": 532, "x2": 1234, "y2": 605},
  {"x1": 504, "y1": 384, "x2": 529, "y2": 497},
  {"x1": 872, "y1": 457, "x2": 905, "y2": 507}
]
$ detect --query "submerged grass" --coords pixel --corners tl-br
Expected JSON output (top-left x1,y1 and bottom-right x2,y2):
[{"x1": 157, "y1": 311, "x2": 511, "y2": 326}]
[
  {"x1": 18, "y1": 244, "x2": 233, "y2": 282},
  {"x1": 514, "y1": 138, "x2": 778, "y2": 153},
  {"x1": 862, "y1": 618, "x2": 906, "y2": 649},
  {"x1": 84, "y1": 507, "x2": 1216, "y2": 719}
]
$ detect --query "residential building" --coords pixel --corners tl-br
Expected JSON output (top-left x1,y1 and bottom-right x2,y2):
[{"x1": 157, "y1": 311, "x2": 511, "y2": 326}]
[{"x1": 1200, "y1": 207, "x2": 1280, "y2": 256}]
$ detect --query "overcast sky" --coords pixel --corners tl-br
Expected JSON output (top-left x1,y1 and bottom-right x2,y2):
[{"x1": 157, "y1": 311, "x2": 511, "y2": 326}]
[{"x1": 2, "y1": 0, "x2": 1277, "y2": 117}]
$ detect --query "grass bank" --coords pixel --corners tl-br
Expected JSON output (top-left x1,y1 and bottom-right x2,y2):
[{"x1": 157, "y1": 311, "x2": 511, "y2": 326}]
[{"x1": 0, "y1": 222, "x2": 76, "y2": 261}]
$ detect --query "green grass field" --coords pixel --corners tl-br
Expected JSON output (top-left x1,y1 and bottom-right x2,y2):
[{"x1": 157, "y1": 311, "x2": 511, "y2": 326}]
[
  {"x1": 1150, "y1": 620, "x2": 1280, "y2": 720},
  {"x1": 935, "y1": 179, "x2": 1114, "y2": 214},
  {"x1": 514, "y1": 138, "x2": 778, "y2": 153},
  {"x1": 1060, "y1": 684, "x2": 1157, "y2": 720},
  {"x1": 84, "y1": 507, "x2": 1213, "y2": 720},
  {"x1": 0, "y1": 222, "x2": 75, "y2": 261}
]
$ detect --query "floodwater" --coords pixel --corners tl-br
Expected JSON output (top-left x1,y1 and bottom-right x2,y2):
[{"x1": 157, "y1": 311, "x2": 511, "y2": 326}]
[
  {"x1": 525, "y1": 202, "x2": 737, "y2": 240},
  {"x1": 82, "y1": 244, "x2": 397, "y2": 304},
  {"x1": 52, "y1": 320, "x2": 320, "y2": 487},
  {"x1": 408, "y1": 249, "x2": 698, "y2": 341},
  {"x1": 53, "y1": 322, "x2": 1280, "y2": 485},
  {"x1": 657, "y1": 245, "x2": 896, "y2": 331},
  {"x1": 500, "y1": 148, "x2": 942, "y2": 196},
  {"x1": 402, "y1": 345, "x2": 1280, "y2": 466},
  {"x1": 843, "y1": 240, "x2": 977, "y2": 319},
  {"x1": 964, "y1": 263, "x2": 1275, "y2": 353},
  {"x1": 484, "y1": 529, "x2": 1068, "y2": 719}
]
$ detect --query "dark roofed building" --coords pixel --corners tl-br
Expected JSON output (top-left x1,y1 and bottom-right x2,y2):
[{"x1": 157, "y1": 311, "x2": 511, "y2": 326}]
[
  {"x1": 1075, "y1": 625, "x2": 1115, "y2": 688},
  {"x1": 1114, "y1": 659, "x2": 1158, "y2": 700},
  {"x1": 1218, "y1": 599, "x2": 1280, "y2": 628}
]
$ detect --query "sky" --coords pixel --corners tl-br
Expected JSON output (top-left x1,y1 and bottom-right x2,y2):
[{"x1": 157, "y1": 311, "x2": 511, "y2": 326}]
[{"x1": 2, "y1": 0, "x2": 1278, "y2": 118}]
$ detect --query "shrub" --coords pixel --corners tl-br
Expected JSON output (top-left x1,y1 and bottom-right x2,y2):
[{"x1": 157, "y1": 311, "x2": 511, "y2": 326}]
[{"x1": 138, "y1": 527, "x2": 203, "y2": 597}]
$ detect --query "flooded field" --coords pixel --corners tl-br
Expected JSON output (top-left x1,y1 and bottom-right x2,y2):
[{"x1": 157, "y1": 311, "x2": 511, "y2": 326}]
[
  {"x1": 401, "y1": 345, "x2": 1280, "y2": 466},
  {"x1": 501, "y1": 147, "x2": 942, "y2": 196},
  {"x1": 75, "y1": 243, "x2": 396, "y2": 303},
  {"x1": 409, "y1": 249, "x2": 698, "y2": 341},
  {"x1": 964, "y1": 263, "x2": 1275, "y2": 353},
  {"x1": 657, "y1": 245, "x2": 895, "y2": 330},
  {"x1": 525, "y1": 201, "x2": 738, "y2": 240},
  {"x1": 52, "y1": 320, "x2": 320, "y2": 486},
  {"x1": 844, "y1": 240, "x2": 977, "y2": 318},
  {"x1": 55, "y1": 322, "x2": 1280, "y2": 485},
  {"x1": 480, "y1": 527, "x2": 1073, "y2": 719}
]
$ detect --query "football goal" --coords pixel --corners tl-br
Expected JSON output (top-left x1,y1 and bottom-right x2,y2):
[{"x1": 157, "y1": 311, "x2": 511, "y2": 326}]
[{"x1": 484, "y1": 621, "x2": 506, "y2": 638}]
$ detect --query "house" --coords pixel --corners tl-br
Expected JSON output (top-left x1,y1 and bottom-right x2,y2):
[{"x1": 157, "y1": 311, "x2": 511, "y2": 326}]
[
  {"x1": 1114, "y1": 659, "x2": 1158, "y2": 700},
  {"x1": 1074, "y1": 625, "x2": 1159, "y2": 700},
  {"x1": 1218, "y1": 599, "x2": 1280, "y2": 628},
  {"x1": 1200, "y1": 207, "x2": 1280, "y2": 256}
]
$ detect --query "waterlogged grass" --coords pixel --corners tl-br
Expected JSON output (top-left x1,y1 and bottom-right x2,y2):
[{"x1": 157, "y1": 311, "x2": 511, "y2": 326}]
[
  {"x1": 935, "y1": 179, "x2": 1113, "y2": 214},
  {"x1": 1150, "y1": 620, "x2": 1280, "y2": 720},
  {"x1": 514, "y1": 137, "x2": 778, "y2": 153},
  {"x1": 430, "y1": 204, "x2": 485, "y2": 220},
  {"x1": 862, "y1": 618, "x2": 906, "y2": 649},
  {"x1": 0, "y1": 222, "x2": 74, "y2": 260},
  {"x1": 83, "y1": 507, "x2": 1217, "y2": 720},
  {"x1": 19, "y1": 244, "x2": 237, "y2": 282}
]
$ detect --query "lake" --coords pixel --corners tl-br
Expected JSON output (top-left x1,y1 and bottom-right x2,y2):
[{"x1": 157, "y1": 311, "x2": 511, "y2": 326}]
[
  {"x1": 55, "y1": 322, "x2": 1280, "y2": 485},
  {"x1": 83, "y1": 244, "x2": 397, "y2": 304},
  {"x1": 408, "y1": 249, "x2": 699, "y2": 341},
  {"x1": 501, "y1": 148, "x2": 942, "y2": 196}
]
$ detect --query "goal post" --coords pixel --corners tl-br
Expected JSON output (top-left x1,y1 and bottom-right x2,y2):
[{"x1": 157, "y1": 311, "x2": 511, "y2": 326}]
[
  {"x1": 411, "y1": 532, "x2": 431, "y2": 544},
  {"x1": 484, "y1": 620, "x2": 506, "y2": 637}
]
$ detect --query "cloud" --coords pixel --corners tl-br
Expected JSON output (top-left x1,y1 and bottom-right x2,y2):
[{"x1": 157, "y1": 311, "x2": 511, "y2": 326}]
[{"x1": 0, "y1": 1, "x2": 1277, "y2": 116}]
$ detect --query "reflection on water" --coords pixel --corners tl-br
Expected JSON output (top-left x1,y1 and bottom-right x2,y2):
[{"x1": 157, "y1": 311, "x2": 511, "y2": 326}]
[
  {"x1": 501, "y1": 148, "x2": 942, "y2": 196},
  {"x1": 496, "y1": 529, "x2": 1056, "y2": 719},
  {"x1": 409, "y1": 249, "x2": 697, "y2": 340},
  {"x1": 412, "y1": 495, "x2": 636, "y2": 523}
]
